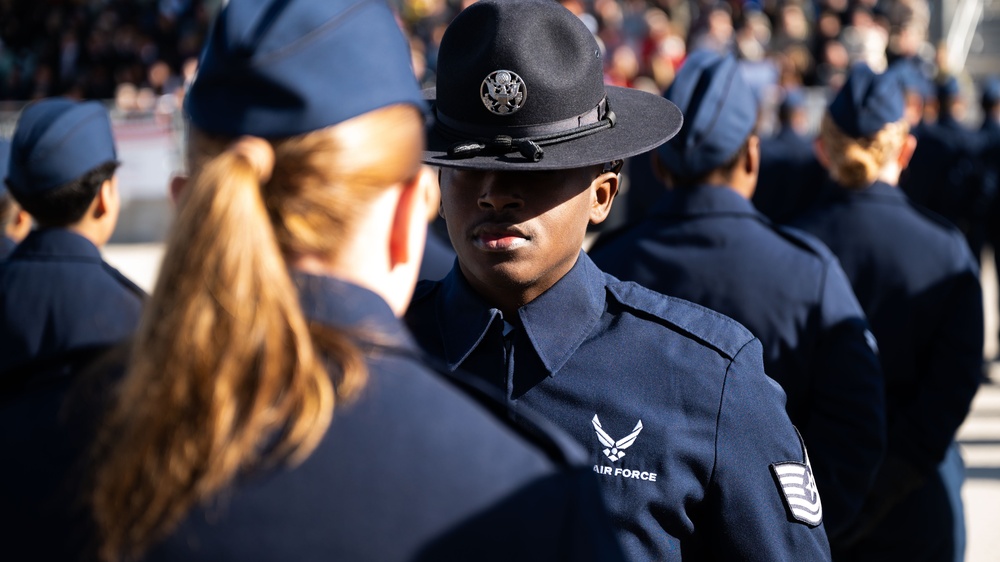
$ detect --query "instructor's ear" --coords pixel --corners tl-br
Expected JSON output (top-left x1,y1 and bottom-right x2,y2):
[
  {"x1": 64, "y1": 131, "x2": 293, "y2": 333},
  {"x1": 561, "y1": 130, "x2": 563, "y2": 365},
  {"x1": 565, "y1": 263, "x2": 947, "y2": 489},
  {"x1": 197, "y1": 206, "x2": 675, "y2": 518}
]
[{"x1": 589, "y1": 166, "x2": 620, "y2": 225}]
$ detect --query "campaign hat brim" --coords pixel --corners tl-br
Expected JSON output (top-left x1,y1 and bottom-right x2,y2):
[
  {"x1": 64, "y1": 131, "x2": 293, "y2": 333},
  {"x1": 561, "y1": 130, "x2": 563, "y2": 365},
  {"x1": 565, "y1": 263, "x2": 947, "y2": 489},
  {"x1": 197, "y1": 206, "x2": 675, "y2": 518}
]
[{"x1": 424, "y1": 85, "x2": 683, "y2": 171}]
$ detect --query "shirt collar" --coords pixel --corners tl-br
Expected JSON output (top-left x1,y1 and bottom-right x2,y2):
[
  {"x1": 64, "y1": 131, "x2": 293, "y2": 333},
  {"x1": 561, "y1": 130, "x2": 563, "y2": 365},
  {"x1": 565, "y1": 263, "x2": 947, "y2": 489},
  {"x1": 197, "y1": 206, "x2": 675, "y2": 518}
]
[
  {"x1": 9, "y1": 228, "x2": 103, "y2": 261},
  {"x1": 436, "y1": 251, "x2": 606, "y2": 376},
  {"x1": 650, "y1": 184, "x2": 761, "y2": 219},
  {"x1": 293, "y1": 272, "x2": 414, "y2": 350},
  {"x1": 839, "y1": 180, "x2": 907, "y2": 203}
]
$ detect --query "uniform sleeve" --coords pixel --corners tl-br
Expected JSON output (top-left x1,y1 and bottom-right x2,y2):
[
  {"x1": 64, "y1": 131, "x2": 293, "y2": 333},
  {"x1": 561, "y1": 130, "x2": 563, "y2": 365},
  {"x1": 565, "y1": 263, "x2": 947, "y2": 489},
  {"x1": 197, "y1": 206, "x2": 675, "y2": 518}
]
[
  {"x1": 707, "y1": 337, "x2": 833, "y2": 561},
  {"x1": 890, "y1": 261, "x2": 983, "y2": 474},
  {"x1": 804, "y1": 259, "x2": 886, "y2": 538}
]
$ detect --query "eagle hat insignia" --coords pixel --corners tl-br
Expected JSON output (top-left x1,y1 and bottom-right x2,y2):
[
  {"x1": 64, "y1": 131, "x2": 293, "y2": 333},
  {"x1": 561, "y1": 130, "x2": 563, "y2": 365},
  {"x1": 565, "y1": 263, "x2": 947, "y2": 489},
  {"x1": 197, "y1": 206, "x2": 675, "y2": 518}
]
[
  {"x1": 481, "y1": 70, "x2": 527, "y2": 115},
  {"x1": 592, "y1": 415, "x2": 643, "y2": 462}
]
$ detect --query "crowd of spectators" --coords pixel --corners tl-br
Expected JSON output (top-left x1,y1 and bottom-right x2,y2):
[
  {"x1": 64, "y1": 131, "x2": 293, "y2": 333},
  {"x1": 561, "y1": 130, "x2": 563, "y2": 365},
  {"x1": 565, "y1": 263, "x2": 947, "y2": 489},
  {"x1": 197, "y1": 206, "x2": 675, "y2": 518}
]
[
  {"x1": 0, "y1": 0, "x2": 214, "y2": 108},
  {"x1": 0, "y1": 0, "x2": 944, "y2": 118}
]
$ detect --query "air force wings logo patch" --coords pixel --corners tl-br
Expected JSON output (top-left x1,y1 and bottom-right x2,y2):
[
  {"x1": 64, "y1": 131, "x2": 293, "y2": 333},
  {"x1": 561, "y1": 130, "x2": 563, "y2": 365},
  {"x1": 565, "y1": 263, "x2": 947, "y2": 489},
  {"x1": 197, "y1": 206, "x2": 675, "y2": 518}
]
[
  {"x1": 770, "y1": 457, "x2": 823, "y2": 526},
  {"x1": 592, "y1": 415, "x2": 643, "y2": 462}
]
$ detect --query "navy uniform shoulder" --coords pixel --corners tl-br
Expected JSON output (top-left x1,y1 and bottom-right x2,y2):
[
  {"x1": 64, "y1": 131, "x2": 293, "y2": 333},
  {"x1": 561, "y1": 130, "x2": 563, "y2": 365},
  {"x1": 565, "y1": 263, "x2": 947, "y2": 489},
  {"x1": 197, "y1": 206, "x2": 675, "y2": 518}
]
[
  {"x1": 771, "y1": 223, "x2": 840, "y2": 264},
  {"x1": 911, "y1": 200, "x2": 969, "y2": 235},
  {"x1": 101, "y1": 262, "x2": 148, "y2": 300},
  {"x1": 605, "y1": 278, "x2": 755, "y2": 361},
  {"x1": 906, "y1": 201, "x2": 979, "y2": 264}
]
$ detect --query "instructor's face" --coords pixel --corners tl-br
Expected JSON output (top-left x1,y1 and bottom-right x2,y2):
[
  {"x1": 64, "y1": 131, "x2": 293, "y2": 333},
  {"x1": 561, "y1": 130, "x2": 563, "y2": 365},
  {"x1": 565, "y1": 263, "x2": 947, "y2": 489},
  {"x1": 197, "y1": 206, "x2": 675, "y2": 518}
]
[{"x1": 439, "y1": 166, "x2": 613, "y2": 306}]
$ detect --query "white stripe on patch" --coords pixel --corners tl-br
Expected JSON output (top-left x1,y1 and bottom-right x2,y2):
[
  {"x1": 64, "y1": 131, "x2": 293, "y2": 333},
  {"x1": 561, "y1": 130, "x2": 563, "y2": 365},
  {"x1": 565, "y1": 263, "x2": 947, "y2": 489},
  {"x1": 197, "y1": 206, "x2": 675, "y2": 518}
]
[{"x1": 770, "y1": 461, "x2": 823, "y2": 526}]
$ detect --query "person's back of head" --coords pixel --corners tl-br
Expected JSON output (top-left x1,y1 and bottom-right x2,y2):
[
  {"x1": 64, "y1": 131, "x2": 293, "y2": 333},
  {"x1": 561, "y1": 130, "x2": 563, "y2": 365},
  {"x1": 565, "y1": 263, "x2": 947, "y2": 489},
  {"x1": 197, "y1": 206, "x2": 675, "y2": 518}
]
[
  {"x1": 818, "y1": 63, "x2": 914, "y2": 189},
  {"x1": 891, "y1": 60, "x2": 930, "y2": 127},
  {"x1": 655, "y1": 49, "x2": 759, "y2": 197},
  {"x1": 91, "y1": 1, "x2": 429, "y2": 560},
  {"x1": 778, "y1": 89, "x2": 809, "y2": 135},
  {"x1": 6, "y1": 98, "x2": 120, "y2": 246},
  {"x1": 981, "y1": 77, "x2": 1000, "y2": 122},
  {"x1": 935, "y1": 75, "x2": 964, "y2": 122}
]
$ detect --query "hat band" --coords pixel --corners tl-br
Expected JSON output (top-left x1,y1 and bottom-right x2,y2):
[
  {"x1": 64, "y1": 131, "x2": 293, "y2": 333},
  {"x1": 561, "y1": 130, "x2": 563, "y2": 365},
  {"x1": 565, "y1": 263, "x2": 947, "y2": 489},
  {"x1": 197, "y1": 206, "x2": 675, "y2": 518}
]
[{"x1": 435, "y1": 97, "x2": 616, "y2": 162}]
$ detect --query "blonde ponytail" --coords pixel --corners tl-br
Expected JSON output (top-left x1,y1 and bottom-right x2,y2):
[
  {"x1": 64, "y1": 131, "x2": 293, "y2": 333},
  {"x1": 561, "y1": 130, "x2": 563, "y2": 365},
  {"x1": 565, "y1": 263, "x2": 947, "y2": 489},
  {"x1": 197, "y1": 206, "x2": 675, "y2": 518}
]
[
  {"x1": 93, "y1": 139, "x2": 337, "y2": 561},
  {"x1": 92, "y1": 105, "x2": 423, "y2": 562}
]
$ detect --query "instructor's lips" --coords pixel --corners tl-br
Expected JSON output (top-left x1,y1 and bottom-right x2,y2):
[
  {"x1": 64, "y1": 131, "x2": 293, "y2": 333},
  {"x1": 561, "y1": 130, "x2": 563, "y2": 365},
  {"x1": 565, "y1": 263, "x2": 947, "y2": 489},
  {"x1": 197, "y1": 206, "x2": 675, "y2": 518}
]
[{"x1": 471, "y1": 224, "x2": 530, "y2": 251}]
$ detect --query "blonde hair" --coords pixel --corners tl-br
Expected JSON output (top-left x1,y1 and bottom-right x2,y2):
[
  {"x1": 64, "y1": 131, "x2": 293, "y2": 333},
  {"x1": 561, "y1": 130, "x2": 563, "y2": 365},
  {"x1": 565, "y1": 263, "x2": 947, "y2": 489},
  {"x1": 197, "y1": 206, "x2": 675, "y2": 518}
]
[
  {"x1": 91, "y1": 104, "x2": 424, "y2": 561},
  {"x1": 819, "y1": 113, "x2": 910, "y2": 189}
]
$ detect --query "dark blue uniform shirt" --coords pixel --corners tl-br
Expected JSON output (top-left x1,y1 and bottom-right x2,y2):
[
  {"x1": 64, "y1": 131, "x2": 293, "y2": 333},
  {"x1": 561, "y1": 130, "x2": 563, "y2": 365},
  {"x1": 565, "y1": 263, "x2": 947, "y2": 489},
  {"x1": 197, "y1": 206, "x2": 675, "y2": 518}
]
[
  {"x1": 0, "y1": 235, "x2": 15, "y2": 259},
  {"x1": 754, "y1": 129, "x2": 830, "y2": 223},
  {"x1": 145, "y1": 274, "x2": 625, "y2": 562},
  {"x1": 0, "y1": 274, "x2": 625, "y2": 561},
  {"x1": 792, "y1": 181, "x2": 982, "y2": 474},
  {"x1": 0, "y1": 228, "x2": 144, "y2": 377},
  {"x1": 407, "y1": 253, "x2": 833, "y2": 561},
  {"x1": 981, "y1": 119, "x2": 1000, "y2": 263},
  {"x1": 791, "y1": 181, "x2": 982, "y2": 560},
  {"x1": 901, "y1": 117, "x2": 984, "y2": 256},
  {"x1": 589, "y1": 184, "x2": 886, "y2": 539}
]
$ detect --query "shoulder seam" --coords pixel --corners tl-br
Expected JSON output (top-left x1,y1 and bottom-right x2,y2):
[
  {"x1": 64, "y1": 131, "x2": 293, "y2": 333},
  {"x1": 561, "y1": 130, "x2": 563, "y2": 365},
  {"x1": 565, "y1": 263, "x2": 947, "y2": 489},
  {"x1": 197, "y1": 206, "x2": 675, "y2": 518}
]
[{"x1": 606, "y1": 281, "x2": 755, "y2": 360}]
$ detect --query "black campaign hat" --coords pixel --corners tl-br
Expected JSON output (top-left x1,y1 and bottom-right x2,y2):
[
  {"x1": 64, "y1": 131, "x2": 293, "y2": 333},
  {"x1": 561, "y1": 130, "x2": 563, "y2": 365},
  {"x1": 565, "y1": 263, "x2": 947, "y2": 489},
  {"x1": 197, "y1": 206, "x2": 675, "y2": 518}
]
[{"x1": 424, "y1": 0, "x2": 683, "y2": 171}]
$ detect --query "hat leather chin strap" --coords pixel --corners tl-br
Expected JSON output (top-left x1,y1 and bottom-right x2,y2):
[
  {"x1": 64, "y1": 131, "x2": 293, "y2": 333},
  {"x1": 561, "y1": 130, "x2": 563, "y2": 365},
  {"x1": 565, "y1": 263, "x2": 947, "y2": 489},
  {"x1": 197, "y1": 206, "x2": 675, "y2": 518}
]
[{"x1": 437, "y1": 97, "x2": 617, "y2": 162}]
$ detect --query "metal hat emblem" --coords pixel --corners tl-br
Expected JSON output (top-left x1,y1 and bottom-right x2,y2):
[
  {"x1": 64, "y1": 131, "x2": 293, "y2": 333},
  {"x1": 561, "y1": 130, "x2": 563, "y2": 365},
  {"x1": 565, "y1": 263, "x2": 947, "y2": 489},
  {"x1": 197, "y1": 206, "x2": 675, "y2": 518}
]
[{"x1": 481, "y1": 70, "x2": 526, "y2": 115}]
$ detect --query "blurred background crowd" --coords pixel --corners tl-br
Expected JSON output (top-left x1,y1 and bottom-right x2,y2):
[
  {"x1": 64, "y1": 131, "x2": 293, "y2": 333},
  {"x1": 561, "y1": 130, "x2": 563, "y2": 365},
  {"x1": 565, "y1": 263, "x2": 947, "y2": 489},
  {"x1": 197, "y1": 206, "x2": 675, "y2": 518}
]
[
  {"x1": 0, "y1": 0, "x2": 996, "y2": 240},
  {"x1": 0, "y1": 0, "x2": 990, "y2": 115}
]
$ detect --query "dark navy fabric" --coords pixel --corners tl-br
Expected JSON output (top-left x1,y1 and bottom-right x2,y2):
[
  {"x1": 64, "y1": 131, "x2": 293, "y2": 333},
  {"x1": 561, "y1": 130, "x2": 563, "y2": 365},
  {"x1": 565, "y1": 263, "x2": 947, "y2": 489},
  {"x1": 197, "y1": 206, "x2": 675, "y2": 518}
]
[
  {"x1": 589, "y1": 185, "x2": 886, "y2": 540},
  {"x1": 419, "y1": 225, "x2": 456, "y2": 282},
  {"x1": 407, "y1": 252, "x2": 833, "y2": 561},
  {"x1": 754, "y1": 127, "x2": 831, "y2": 223},
  {"x1": 0, "y1": 274, "x2": 626, "y2": 561},
  {"x1": 791, "y1": 181, "x2": 983, "y2": 560},
  {"x1": 981, "y1": 117, "x2": 1000, "y2": 348},
  {"x1": 0, "y1": 228, "x2": 144, "y2": 377},
  {"x1": 0, "y1": 235, "x2": 14, "y2": 259},
  {"x1": 146, "y1": 274, "x2": 625, "y2": 562},
  {"x1": 6, "y1": 98, "x2": 117, "y2": 195},
  {"x1": 900, "y1": 115, "x2": 985, "y2": 260}
]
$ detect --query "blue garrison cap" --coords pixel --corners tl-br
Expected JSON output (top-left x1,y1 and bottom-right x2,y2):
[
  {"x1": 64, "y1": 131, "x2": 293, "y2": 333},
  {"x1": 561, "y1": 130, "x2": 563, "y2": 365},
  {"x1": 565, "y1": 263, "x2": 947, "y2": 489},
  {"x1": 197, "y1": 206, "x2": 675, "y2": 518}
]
[
  {"x1": 937, "y1": 75, "x2": 960, "y2": 101},
  {"x1": 982, "y1": 77, "x2": 1000, "y2": 107},
  {"x1": 828, "y1": 63, "x2": 904, "y2": 138},
  {"x1": 186, "y1": 0, "x2": 425, "y2": 137},
  {"x1": 658, "y1": 50, "x2": 758, "y2": 179},
  {"x1": 7, "y1": 98, "x2": 117, "y2": 195},
  {"x1": 781, "y1": 89, "x2": 807, "y2": 112},
  {"x1": 891, "y1": 61, "x2": 931, "y2": 99}
]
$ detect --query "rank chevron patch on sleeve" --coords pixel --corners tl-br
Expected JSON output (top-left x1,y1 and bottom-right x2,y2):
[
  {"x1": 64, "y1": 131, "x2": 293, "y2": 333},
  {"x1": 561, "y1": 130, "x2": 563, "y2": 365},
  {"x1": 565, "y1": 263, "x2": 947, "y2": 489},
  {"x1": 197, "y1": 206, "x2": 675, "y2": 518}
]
[{"x1": 770, "y1": 460, "x2": 823, "y2": 526}]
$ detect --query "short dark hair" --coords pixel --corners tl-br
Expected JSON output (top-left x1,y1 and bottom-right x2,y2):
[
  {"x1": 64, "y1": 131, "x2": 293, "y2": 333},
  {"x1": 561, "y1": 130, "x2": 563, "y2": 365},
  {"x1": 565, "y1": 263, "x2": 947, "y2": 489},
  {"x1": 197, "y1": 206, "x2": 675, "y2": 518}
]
[
  {"x1": 657, "y1": 136, "x2": 751, "y2": 188},
  {"x1": 9, "y1": 161, "x2": 119, "y2": 227}
]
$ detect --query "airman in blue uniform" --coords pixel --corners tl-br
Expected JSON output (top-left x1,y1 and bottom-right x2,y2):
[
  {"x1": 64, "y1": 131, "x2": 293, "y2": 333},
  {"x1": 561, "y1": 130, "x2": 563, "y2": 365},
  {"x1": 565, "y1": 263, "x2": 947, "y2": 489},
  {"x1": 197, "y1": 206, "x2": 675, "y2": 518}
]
[
  {"x1": 0, "y1": 99, "x2": 144, "y2": 379},
  {"x1": 753, "y1": 89, "x2": 829, "y2": 223},
  {"x1": 980, "y1": 78, "x2": 1000, "y2": 355},
  {"x1": 406, "y1": 2, "x2": 833, "y2": 560},
  {"x1": 589, "y1": 50, "x2": 886, "y2": 547},
  {"x1": 900, "y1": 76, "x2": 984, "y2": 261},
  {"x1": 791, "y1": 64, "x2": 983, "y2": 562},
  {"x1": 10, "y1": 1, "x2": 623, "y2": 561},
  {"x1": 0, "y1": 139, "x2": 31, "y2": 257}
]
